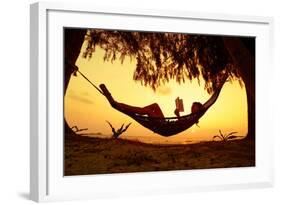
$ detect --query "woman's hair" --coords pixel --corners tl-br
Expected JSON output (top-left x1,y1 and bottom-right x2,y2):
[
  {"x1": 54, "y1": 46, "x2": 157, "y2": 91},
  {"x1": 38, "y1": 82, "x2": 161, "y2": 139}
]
[{"x1": 191, "y1": 102, "x2": 203, "y2": 113}]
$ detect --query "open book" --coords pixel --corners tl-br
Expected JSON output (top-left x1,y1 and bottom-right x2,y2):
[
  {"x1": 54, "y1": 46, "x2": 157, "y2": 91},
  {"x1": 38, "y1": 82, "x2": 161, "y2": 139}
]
[{"x1": 175, "y1": 97, "x2": 184, "y2": 112}]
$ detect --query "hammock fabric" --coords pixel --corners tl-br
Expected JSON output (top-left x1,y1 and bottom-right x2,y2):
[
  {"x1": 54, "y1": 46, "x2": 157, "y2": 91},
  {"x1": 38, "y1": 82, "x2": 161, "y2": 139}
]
[{"x1": 99, "y1": 78, "x2": 226, "y2": 137}]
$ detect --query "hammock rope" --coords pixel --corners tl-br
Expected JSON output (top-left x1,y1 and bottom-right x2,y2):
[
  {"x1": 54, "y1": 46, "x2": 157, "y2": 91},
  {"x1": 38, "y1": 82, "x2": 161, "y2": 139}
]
[
  {"x1": 77, "y1": 70, "x2": 104, "y2": 95},
  {"x1": 72, "y1": 66, "x2": 227, "y2": 137},
  {"x1": 66, "y1": 60, "x2": 104, "y2": 95}
]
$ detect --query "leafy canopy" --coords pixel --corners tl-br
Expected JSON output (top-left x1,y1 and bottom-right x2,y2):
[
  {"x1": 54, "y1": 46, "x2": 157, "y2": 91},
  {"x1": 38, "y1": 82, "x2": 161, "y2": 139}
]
[{"x1": 83, "y1": 29, "x2": 240, "y2": 93}]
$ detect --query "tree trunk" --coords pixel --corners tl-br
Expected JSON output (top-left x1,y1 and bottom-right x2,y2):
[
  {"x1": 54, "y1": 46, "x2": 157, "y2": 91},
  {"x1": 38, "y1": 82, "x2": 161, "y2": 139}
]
[
  {"x1": 64, "y1": 28, "x2": 87, "y2": 136},
  {"x1": 223, "y1": 37, "x2": 255, "y2": 140}
]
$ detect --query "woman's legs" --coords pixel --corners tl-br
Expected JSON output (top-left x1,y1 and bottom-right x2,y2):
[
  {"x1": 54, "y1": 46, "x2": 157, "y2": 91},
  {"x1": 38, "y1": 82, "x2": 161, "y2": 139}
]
[
  {"x1": 142, "y1": 103, "x2": 164, "y2": 118},
  {"x1": 116, "y1": 103, "x2": 147, "y2": 115},
  {"x1": 117, "y1": 102, "x2": 164, "y2": 118},
  {"x1": 100, "y1": 84, "x2": 164, "y2": 118}
]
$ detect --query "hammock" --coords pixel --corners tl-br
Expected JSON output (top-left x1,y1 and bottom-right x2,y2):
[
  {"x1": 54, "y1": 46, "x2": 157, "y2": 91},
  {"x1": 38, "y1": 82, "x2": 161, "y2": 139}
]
[
  {"x1": 74, "y1": 66, "x2": 227, "y2": 137},
  {"x1": 99, "y1": 78, "x2": 226, "y2": 137}
]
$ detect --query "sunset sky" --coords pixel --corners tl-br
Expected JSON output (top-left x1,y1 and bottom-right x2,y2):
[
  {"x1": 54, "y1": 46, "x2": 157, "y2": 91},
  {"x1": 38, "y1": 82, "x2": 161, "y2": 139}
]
[{"x1": 64, "y1": 43, "x2": 248, "y2": 144}]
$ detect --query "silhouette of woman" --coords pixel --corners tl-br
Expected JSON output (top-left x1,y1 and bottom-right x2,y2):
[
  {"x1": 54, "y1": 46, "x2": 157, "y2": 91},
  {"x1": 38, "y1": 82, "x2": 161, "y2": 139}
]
[
  {"x1": 100, "y1": 84, "x2": 203, "y2": 119},
  {"x1": 101, "y1": 84, "x2": 166, "y2": 118}
]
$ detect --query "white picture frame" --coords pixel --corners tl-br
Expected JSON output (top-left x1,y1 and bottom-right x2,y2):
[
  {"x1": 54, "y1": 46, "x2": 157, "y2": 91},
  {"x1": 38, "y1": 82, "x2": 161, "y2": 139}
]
[{"x1": 30, "y1": 2, "x2": 274, "y2": 202}]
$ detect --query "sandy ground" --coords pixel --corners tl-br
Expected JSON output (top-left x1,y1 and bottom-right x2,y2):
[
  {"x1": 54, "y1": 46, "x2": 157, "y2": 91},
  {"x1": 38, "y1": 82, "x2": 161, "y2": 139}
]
[{"x1": 64, "y1": 134, "x2": 255, "y2": 176}]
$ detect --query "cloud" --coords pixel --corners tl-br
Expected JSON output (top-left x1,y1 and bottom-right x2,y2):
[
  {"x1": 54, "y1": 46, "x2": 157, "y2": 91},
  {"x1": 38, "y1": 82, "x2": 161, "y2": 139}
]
[
  {"x1": 81, "y1": 91, "x2": 90, "y2": 96},
  {"x1": 156, "y1": 86, "x2": 172, "y2": 96},
  {"x1": 68, "y1": 92, "x2": 94, "y2": 104}
]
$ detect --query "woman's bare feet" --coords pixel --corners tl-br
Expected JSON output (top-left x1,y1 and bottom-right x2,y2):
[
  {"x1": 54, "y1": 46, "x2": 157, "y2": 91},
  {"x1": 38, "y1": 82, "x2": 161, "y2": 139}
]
[{"x1": 99, "y1": 84, "x2": 116, "y2": 106}]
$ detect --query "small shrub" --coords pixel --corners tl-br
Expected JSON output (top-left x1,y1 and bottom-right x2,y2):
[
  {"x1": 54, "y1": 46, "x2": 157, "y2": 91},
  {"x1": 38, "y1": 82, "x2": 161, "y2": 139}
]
[{"x1": 213, "y1": 130, "x2": 238, "y2": 142}]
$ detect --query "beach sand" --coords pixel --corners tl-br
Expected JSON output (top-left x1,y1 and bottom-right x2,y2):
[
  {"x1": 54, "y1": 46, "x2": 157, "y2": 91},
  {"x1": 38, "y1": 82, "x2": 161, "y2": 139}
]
[{"x1": 64, "y1": 134, "x2": 255, "y2": 176}]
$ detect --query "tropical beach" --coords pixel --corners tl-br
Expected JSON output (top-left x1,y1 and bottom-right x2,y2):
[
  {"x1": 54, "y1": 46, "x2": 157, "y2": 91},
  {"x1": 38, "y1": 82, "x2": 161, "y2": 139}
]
[
  {"x1": 64, "y1": 29, "x2": 255, "y2": 176},
  {"x1": 64, "y1": 134, "x2": 255, "y2": 176}
]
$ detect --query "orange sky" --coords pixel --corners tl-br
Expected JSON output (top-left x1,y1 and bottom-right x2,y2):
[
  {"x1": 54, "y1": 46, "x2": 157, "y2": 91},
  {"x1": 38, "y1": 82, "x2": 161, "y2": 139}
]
[{"x1": 64, "y1": 44, "x2": 247, "y2": 144}]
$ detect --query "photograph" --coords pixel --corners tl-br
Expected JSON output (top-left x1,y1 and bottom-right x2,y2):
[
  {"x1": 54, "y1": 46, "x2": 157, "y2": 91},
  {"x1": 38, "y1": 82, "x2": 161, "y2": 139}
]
[{"x1": 63, "y1": 28, "x2": 255, "y2": 176}]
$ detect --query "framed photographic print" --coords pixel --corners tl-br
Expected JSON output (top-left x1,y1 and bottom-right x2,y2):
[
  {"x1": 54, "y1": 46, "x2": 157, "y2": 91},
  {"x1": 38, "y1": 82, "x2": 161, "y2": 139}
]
[{"x1": 30, "y1": 2, "x2": 274, "y2": 202}]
